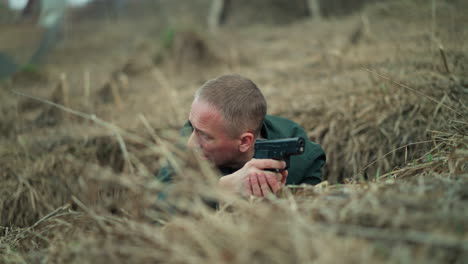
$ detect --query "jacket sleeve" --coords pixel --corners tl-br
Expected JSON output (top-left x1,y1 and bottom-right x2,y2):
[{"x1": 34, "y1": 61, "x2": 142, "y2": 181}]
[
  {"x1": 155, "y1": 121, "x2": 193, "y2": 183},
  {"x1": 286, "y1": 121, "x2": 326, "y2": 185},
  {"x1": 156, "y1": 165, "x2": 173, "y2": 183},
  {"x1": 298, "y1": 142, "x2": 326, "y2": 185}
]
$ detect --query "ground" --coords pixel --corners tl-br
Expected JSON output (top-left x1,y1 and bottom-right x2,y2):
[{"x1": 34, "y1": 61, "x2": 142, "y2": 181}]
[{"x1": 0, "y1": 1, "x2": 467, "y2": 263}]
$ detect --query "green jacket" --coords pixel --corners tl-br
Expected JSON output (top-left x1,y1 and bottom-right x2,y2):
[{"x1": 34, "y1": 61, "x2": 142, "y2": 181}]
[{"x1": 157, "y1": 115, "x2": 326, "y2": 185}]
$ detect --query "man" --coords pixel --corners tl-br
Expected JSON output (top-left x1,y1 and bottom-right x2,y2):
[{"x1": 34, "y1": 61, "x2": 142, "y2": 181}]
[
  {"x1": 157, "y1": 74, "x2": 326, "y2": 197},
  {"x1": 29, "y1": 0, "x2": 67, "y2": 64},
  {"x1": 3, "y1": 0, "x2": 66, "y2": 65},
  {"x1": 0, "y1": 0, "x2": 65, "y2": 78},
  {"x1": 1, "y1": 0, "x2": 124, "y2": 72}
]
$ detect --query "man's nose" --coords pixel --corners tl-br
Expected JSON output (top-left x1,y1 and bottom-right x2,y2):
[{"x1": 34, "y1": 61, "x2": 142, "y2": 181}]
[{"x1": 187, "y1": 131, "x2": 199, "y2": 149}]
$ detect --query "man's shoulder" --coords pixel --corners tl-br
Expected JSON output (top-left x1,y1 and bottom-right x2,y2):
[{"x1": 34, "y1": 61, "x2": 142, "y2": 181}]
[
  {"x1": 263, "y1": 115, "x2": 306, "y2": 139},
  {"x1": 265, "y1": 114, "x2": 300, "y2": 125},
  {"x1": 264, "y1": 115, "x2": 325, "y2": 185}
]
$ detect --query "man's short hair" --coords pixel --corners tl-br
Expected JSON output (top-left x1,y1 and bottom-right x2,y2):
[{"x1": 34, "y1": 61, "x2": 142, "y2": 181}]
[{"x1": 194, "y1": 74, "x2": 267, "y2": 137}]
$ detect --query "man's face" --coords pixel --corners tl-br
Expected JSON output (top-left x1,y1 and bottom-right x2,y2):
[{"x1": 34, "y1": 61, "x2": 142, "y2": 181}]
[{"x1": 187, "y1": 99, "x2": 242, "y2": 167}]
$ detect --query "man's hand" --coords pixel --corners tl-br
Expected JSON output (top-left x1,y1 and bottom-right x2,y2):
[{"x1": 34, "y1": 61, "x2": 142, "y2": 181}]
[{"x1": 219, "y1": 159, "x2": 288, "y2": 197}]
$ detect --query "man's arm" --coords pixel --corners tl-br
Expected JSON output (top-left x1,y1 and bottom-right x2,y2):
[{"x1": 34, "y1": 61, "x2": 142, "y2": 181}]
[
  {"x1": 156, "y1": 165, "x2": 173, "y2": 183},
  {"x1": 260, "y1": 115, "x2": 326, "y2": 185},
  {"x1": 296, "y1": 143, "x2": 326, "y2": 185},
  {"x1": 155, "y1": 121, "x2": 193, "y2": 182}
]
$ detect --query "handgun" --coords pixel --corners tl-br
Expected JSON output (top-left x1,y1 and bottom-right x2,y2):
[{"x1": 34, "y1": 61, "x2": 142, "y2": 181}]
[{"x1": 254, "y1": 137, "x2": 305, "y2": 171}]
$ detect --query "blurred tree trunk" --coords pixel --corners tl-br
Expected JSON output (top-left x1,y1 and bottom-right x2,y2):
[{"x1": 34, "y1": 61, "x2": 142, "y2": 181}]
[
  {"x1": 208, "y1": 0, "x2": 312, "y2": 27},
  {"x1": 320, "y1": 0, "x2": 380, "y2": 17},
  {"x1": 208, "y1": 0, "x2": 230, "y2": 31},
  {"x1": 306, "y1": 0, "x2": 322, "y2": 20},
  {"x1": 206, "y1": 0, "x2": 382, "y2": 27}
]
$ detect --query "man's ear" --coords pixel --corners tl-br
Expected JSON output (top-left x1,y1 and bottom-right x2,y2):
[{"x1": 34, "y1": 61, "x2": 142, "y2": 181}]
[{"x1": 239, "y1": 132, "x2": 255, "y2": 153}]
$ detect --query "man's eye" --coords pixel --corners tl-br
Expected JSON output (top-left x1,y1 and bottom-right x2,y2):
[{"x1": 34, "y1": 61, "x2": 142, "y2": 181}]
[
  {"x1": 201, "y1": 132, "x2": 214, "y2": 141},
  {"x1": 194, "y1": 129, "x2": 206, "y2": 139}
]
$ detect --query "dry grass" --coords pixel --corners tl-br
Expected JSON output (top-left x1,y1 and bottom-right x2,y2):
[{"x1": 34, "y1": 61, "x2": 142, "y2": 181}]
[
  {"x1": 288, "y1": 69, "x2": 466, "y2": 183},
  {"x1": 1, "y1": 144, "x2": 467, "y2": 263},
  {"x1": 1, "y1": 1, "x2": 467, "y2": 263}
]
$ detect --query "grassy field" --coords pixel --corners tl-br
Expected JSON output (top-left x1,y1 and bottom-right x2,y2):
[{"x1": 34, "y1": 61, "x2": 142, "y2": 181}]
[{"x1": 0, "y1": 1, "x2": 467, "y2": 263}]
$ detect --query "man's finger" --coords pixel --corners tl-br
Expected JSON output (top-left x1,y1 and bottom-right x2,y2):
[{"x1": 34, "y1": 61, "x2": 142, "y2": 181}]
[
  {"x1": 263, "y1": 170, "x2": 282, "y2": 183},
  {"x1": 246, "y1": 176, "x2": 253, "y2": 196},
  {"x1": 258, "y1": 174, "x2": 270, "y2": 197},
  {"x1": 265, "y1": 174, "x2": 281, "y2": 193},
  {"x1": 250, "y1": 174, "x2": 262, "y2": 197},
  {"x1": 251, "y1": 159, "x2": 286, "y2": 171}
]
